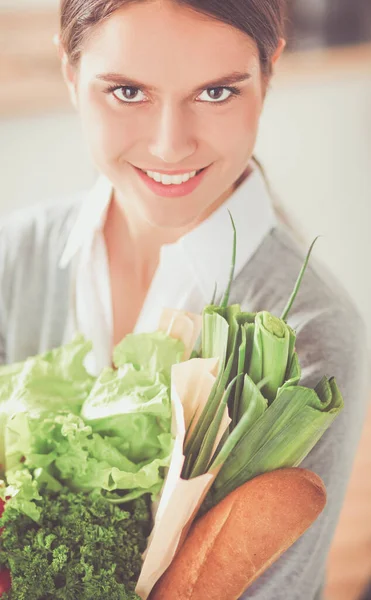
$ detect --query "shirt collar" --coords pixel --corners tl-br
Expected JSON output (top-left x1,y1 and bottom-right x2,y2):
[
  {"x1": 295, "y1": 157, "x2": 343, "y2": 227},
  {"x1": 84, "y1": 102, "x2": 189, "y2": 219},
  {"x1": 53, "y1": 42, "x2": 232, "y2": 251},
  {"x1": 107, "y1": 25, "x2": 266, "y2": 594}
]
[{"x1": 59, "y1": 160, "x2": 277, "y2": 292}]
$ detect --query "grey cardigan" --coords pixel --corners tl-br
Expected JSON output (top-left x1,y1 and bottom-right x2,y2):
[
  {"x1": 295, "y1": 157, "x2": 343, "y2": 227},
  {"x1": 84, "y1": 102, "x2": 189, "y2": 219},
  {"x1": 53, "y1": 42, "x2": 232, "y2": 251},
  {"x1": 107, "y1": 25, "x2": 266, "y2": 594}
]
[{"x1": 0, "y1": 195, "x2": 369, "y2": 600}]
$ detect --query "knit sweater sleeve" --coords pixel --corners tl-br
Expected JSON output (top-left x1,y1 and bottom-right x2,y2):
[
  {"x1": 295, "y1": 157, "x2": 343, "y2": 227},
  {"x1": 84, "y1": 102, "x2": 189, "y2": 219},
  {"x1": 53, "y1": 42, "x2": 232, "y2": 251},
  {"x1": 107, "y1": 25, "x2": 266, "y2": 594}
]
[
  {"x1": 233, "y1": 226, "x2": 371, "y2": 600},
  {"x1": 239, "y1": 303, "x2": 369, "y2": 599}
]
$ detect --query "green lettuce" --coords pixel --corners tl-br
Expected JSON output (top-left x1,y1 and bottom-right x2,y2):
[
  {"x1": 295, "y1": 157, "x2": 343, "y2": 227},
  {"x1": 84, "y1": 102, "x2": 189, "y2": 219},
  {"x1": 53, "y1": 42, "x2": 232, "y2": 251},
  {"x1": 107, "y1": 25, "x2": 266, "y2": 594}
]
[
  {"x1": 2, "y1": 330, "x2": 184, "y2": 505},
  {"x1": 0, "y1": 469, "x2": 42, "y2": 522},
  {"x1": 4, "y1": 410, "x2": 172, "y2": 503},
  {"x1": 0, "y1": 335, "x2": 94, "y2": 471},
  {"x1": 113, "y1": 330, "x2": 185, "y2": 384}
]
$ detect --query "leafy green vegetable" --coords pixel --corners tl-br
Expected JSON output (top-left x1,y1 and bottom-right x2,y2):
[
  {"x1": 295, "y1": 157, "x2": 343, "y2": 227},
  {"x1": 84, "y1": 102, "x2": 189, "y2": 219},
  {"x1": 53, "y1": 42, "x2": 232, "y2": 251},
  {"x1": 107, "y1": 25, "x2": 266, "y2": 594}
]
[
  {"x1": 4, "y1": 408, "x2": 172, "y2": 505},
  {"x1": 204, "y1": 376, "x2": 343, "y2": 510},
  {"x1": 1, "y1": 331, "x2": 184, "y2": 504},
  {"x1": 0, "y1": 308, "x2": 184, "y2": 597},
  {"x1": 183, "y1": 221, "x2": 344, "y2": 517},
  {"x1": 0, "y1": 485, "x2": 151, "y2": 599},
  {"x1": 81, "y1": 365, "x2": 173, "y2": 462},
  {"x1": 0, "y1": 470, "x2": 42, "y2": 523},
  {"x1": 0, "y1": 335, "x2": 95, "y2": 472},
  {"x1": 113, "y1": 331, "x2": 184, "y2": 385},
  {"x1": 247, "y1": 311, "x2": 296, "y2": 403}
]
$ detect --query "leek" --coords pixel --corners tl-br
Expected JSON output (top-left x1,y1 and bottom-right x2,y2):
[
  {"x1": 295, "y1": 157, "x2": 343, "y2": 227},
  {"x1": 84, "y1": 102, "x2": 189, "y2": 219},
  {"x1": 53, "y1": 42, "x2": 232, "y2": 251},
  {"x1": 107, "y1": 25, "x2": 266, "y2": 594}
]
[
  {"x1": 180, "y1": 216, "x2": 343, "y2": 517},
  {"x1": 205, "y1": 376, "x2": 343, "y2": 510},
  {"x1": 189, "y1": 374, "x2": 241, "y2": 478},
  {"x1": 181, "y1": 335, "x2": 238, "y2": 478},
  {"x1": 248, "y1": 311, "x2": 296, "y2": 404},
  {"x1": 280, "y1": 235, "x2": 321, "y2": 322},
  {"x1": 220, "y1": 210, "x2": 237, "y2": 308}
]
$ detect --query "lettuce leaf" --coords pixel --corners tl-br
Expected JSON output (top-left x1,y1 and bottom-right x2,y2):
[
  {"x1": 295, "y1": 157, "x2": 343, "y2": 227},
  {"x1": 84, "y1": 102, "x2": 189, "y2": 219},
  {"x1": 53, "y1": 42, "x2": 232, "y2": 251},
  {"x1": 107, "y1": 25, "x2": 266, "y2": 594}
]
[
  {"x1": 0, "y1": 469, "x2": 42, "y2": 522},
  {"x1": 113, "y1": 331, "x2": 184, "y2": 384},
  {"x1": 0, "y1": 335, "x2": 94, "y2": 471},
  {"x1": 81, "y1": 365, "x2": 172, "y2": 462},
  {"x1": 5, "y1": 410, "x2": 172, "y2": 502},
  {"x1": 3, "y1": 331, "x2": 184, "y2": 503}
]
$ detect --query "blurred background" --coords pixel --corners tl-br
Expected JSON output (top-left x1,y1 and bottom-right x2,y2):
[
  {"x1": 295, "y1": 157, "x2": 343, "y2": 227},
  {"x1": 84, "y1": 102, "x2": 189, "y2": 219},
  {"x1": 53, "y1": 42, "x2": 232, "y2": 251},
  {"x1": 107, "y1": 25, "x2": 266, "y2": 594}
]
[{"x1": 0, "y1": 1, "x2": 370, "y2": 598}]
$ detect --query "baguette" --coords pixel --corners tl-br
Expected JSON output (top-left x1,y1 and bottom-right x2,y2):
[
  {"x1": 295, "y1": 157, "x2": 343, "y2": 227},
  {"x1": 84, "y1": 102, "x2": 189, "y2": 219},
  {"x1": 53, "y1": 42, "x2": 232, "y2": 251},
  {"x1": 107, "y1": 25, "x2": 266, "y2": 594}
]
[{"x1": 149, "y1": 467, "x2": 326, "y2": 600}]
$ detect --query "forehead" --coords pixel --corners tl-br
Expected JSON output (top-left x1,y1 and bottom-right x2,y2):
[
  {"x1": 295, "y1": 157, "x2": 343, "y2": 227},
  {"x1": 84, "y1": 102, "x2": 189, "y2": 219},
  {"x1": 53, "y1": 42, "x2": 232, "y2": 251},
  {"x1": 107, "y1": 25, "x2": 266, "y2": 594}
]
[{"x1": 79, "y1": 0, "x2": 260, "y2": 86}]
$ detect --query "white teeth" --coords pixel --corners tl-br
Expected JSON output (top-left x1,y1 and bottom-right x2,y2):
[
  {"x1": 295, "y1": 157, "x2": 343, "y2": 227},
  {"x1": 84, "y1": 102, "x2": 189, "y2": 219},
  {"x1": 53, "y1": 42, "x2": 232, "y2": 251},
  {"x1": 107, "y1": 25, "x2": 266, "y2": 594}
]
[{"x1": 145, "y1": 170, "x2": 198, "y2": 185}]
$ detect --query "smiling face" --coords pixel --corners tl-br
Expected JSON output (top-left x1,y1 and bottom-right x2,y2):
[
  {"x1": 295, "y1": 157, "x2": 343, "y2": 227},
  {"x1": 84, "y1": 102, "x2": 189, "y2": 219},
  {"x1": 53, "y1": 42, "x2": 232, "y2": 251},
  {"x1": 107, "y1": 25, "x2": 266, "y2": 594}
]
[{"x1": 63, "y1": 0, "x2": 277, "y2": 229}]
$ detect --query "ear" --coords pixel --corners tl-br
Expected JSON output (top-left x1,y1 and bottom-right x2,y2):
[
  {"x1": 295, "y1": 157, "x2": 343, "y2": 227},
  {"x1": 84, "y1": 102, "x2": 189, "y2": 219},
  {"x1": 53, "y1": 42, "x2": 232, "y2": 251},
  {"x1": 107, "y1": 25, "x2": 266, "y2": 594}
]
[
  {"x1": 53, "y1": 33, "x2": 78, "y2": 109},
  {"x1": 271, "y1": 37, "x2": 287, "y2": 70}
]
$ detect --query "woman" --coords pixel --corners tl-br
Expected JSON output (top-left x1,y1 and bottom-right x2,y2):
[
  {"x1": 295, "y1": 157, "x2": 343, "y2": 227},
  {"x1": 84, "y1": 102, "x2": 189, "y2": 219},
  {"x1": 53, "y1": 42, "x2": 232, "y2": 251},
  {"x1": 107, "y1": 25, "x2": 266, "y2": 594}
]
[{"x1": 0, "y1": 0, "x2": 369, "y2": 598}]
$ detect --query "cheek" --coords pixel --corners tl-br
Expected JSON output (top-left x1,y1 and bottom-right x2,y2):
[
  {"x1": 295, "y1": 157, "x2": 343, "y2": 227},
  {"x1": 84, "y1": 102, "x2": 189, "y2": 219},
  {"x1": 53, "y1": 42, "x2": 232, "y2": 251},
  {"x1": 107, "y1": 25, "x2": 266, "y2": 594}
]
[
  {"x1": 78, "y1": 88, "x2": 136, "y2": 163},
  {"x1": 216, "y1": 94, "x2": 263, "y2": 159},
  {"x1": 206, "y1": 75, "x2": 264, "y2": 145},
  {"x1": 239, "y1": 85, "x2": 264, "y2": 138},
  {"x1": 238, "y1": 102, "x2": 262, "y2": 149}
]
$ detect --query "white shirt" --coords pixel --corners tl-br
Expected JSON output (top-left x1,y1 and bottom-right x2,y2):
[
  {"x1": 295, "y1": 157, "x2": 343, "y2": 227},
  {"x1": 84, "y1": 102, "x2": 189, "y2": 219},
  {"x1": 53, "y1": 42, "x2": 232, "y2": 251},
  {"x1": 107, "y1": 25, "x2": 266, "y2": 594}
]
[{"x1": 59, "y1": 160, "x2": 277, "y2": 375}]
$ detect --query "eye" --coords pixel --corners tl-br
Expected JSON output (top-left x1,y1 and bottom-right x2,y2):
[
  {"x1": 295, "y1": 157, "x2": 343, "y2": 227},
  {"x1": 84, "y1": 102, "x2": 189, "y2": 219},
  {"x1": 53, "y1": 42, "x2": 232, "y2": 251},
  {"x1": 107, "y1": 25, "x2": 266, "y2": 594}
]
[
  {"x1": 198, "y1": 87, "x2": 241, "y2": 104},
  {"x1": 110, "y1": 86, "x2": 147, "y2": 103},
  {"x1": 104, "y1": 84, "x2": 241, "y2": 105}
]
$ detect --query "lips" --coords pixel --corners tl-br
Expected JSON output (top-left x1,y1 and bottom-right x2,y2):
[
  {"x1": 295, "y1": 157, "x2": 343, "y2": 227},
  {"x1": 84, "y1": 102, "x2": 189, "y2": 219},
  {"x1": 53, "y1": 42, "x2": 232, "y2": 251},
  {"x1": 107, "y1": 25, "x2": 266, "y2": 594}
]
[
  {"x1": 135, "y1": 166, "x2": 207, "y2": 176},
  {"x1": 133, "y1": 163, "x2": 210, "y2": 197}
]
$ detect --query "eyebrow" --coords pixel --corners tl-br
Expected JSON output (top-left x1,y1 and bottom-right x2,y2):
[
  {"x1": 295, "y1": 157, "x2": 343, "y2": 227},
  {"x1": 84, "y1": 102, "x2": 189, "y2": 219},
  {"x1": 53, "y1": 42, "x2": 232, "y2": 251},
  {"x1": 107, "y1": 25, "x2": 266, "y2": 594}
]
[{"x1": 95, "y1": 70, "x2": 252, "y2": 93}]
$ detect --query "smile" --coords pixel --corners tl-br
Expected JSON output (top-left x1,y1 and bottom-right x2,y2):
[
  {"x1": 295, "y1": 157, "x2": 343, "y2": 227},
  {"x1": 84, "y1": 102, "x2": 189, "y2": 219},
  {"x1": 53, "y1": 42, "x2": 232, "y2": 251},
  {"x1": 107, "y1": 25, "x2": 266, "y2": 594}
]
[{"x1": 132, "y1": 164, "x2": 210, "y2": 198}]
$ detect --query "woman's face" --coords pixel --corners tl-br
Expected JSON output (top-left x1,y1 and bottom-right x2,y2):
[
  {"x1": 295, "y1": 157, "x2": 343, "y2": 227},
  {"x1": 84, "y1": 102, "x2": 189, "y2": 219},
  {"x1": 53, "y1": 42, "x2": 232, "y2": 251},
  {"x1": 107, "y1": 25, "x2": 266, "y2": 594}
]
[{"x1": 64, "y1": 0, "x2": 278, "y2": 229}]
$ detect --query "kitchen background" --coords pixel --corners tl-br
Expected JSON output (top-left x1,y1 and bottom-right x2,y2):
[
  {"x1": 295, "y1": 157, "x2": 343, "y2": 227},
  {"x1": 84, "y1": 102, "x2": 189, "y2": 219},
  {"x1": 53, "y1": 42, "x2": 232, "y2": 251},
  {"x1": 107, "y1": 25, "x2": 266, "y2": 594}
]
[{"x1": 1, "y1": 1, "x2": 371, "y2": 598}]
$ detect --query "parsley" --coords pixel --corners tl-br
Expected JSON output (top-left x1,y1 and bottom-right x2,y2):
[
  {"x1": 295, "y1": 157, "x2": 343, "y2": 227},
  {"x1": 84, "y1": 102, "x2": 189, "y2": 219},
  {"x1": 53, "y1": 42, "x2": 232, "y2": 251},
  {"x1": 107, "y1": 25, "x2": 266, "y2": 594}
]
[{"x1": 0, "y1": 486, "x2": 151, "y2": 599}]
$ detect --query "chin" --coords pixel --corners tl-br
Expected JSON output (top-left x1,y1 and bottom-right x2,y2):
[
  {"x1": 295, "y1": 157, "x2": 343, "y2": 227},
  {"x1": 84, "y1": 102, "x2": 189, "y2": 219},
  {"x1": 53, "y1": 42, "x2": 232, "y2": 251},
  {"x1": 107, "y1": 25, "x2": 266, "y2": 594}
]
[{"x1": 140, "y1": 200, "x2": 206, "y2": 231}]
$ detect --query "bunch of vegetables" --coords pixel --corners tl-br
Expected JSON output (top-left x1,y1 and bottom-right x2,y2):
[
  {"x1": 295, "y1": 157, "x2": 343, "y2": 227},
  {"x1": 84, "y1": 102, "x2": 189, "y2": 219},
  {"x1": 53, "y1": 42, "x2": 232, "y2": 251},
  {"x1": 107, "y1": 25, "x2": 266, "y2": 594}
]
[
  {"x1": 0, "y1": 219, "x2": 344, "y2": 599},
  {"x1": 0, "y1": 333, "x2": 185, "y2": 597},
  {"x1": 182, "y1": 230, "x2": 343, "y2": 514}
]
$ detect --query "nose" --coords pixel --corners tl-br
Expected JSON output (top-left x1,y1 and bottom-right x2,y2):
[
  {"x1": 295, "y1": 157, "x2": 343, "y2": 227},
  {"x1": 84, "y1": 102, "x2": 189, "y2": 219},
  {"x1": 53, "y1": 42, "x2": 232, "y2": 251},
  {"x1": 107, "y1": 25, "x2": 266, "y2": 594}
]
[{"x1": 148, "y1": 101, "x2": 197, "y2": 165}]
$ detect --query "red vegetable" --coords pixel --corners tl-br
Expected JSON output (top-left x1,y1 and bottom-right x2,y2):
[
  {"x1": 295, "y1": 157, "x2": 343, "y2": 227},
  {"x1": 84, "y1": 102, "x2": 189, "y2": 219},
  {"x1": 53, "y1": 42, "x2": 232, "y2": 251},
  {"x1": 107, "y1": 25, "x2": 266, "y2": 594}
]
[
  {"x1": 0, "y1": 499, "x2": 4, "y2": 536},
  {"x1": 0, "y1": 569, "x2": 11, "y2": 596},
  {"x1": 0, "y1": 499, "x2": 11, "y2": 596}
]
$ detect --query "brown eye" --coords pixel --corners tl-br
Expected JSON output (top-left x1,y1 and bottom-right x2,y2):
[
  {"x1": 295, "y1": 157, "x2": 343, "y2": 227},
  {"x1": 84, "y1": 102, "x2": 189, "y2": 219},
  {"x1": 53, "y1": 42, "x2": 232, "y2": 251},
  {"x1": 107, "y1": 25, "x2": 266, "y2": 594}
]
[
  {"x1": 112, "y1": 87, "x2": 146, "y2": 103},
  {"x1": 208, "y1": 88, "x2": 226, "y2": 100},
  {"x1": 198, "y1": 87, "x2": 240, "y2": 104}
]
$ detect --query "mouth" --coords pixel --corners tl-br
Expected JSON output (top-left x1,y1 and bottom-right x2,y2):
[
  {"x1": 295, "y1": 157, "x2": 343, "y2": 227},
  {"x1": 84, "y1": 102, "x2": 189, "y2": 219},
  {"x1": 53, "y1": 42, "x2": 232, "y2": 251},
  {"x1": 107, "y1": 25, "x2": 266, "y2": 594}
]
[
  {"x1": 135, "y1": 166, "x2": 207, "y2": 176},
  {"x1": 132, "y1": 163, "x2": 211, "y2": 198}
]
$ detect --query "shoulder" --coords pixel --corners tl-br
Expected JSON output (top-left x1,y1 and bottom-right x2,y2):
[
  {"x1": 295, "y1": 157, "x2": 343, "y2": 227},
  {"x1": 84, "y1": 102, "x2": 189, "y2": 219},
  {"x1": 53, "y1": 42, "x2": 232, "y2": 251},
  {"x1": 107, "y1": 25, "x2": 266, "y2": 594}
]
[
  {"x1": 0, "y1": 192, "x2": 85, "y2": 329},
  {"x1": 0, "y1": 191, "x2": 85, "y2": 270},
  {"x1": 0, "y1": 192, "x2": 87, "y2": 357}
]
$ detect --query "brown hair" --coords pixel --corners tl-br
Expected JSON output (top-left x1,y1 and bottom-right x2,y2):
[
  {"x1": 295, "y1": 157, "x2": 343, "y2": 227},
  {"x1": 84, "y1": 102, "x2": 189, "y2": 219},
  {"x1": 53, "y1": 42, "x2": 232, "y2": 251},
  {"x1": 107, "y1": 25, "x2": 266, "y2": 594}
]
[{"x1": 60, "y1": 0, "x2": 287, "y2": 77}]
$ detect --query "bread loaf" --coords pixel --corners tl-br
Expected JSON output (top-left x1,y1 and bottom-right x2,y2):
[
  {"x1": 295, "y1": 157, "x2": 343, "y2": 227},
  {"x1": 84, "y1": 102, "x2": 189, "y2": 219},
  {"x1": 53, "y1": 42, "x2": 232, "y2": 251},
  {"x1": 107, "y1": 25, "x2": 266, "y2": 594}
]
[{"x1": 149, "y1": 467, "x2": 326, "y2": 600}]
